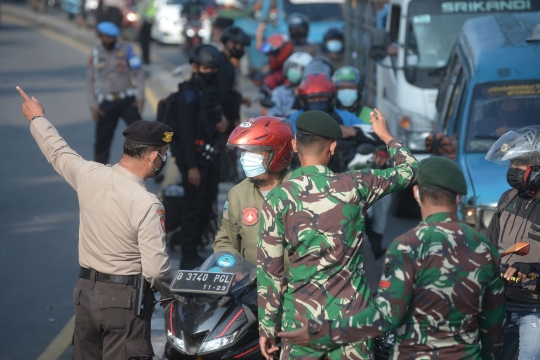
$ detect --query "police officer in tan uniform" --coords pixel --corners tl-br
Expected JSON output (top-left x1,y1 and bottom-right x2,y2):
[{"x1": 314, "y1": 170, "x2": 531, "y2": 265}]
[
  {"x1": 17, "y1": 86, "x2": 173, "y2": 360},
  {"x1": 88, "y1": 22, "x2": 145, "y2": 165},
  {"x1": 213, "y1": 116, "x2": 294, "y2": 265}
]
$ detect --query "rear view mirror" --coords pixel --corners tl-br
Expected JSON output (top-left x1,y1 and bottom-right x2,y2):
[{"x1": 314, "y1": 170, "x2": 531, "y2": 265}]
[
  {"x1": 425, "y1": 133, "x2": 456, "y2": 159},
  {"x1": 501, "y1": 242, "x2": 530, "y2": 257},
  {"x1": 356, "y1": 143, "x2": 375, "y2": 155},
  {"x1": 369, "y1": 29, "x2": 391, "y2": 60}
]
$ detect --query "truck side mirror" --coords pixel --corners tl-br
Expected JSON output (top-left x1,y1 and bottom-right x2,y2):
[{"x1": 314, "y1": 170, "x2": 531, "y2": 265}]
[
  {"x1": 369, "y1": 28, "x2": 391, "y2": 60},
  {"x1": 425, "y1": 133, "x2": 456, "y2": 159}
]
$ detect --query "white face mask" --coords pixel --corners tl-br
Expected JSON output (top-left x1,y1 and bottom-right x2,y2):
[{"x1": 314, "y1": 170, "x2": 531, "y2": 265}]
[{"x1": 240, "y1": 152, "x2": 266, "y2": 178}]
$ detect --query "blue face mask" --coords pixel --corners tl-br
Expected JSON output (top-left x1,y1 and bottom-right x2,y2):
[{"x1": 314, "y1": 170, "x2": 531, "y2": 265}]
[
  {"x1": 326, "y1": 40, "x2": 343, "y2": 53},
  {"x1": 240, "y1": 151, "x2": 267, "y2": 178},
  {"x1": 306, "y1": 100, "x2": 330, "y2": 112},
  {"x1": 337, "y1": 89, "x2": 358, "y2": 108},
  {"x1": 286, "y1": 67, "x2": 303, "y2": 85}
]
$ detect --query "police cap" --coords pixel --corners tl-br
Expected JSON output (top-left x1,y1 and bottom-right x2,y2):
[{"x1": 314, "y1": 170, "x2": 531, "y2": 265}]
[
  {"x1": 96, "y1": 22, "x2": 120, "y2": 37},
  {"x1": 123, "y1": 121, "x2": 174, "y2": 146},
  {"x1": 417, "y1": 157, "x2": 467, "y2": 195},
  {"x1": 296, "y1": 110, "x2": 342, "y2": 139}
]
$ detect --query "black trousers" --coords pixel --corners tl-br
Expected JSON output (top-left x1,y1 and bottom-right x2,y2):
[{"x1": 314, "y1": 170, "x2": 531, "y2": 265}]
[
  {"x1": 177, "y1": 163, "x2": 220, "y2": 255},
  {"x1": 139, "y1": 21, "x2": 153, "y2": 65},
  {"x1": 95, "y1": 96, "x2": 140, "y2": 165},
  {"x1": 72, "y1": 275, "x2": 155, "y2": 360}
]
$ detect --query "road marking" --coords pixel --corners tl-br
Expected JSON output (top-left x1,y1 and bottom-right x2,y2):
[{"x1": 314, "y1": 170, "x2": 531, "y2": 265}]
[
  {"x1": 36, "y1": 315, "x2": 75, "y2": 360},
  {"x1": 2, "y1": 13, "x2": 34, "y2": 27}
]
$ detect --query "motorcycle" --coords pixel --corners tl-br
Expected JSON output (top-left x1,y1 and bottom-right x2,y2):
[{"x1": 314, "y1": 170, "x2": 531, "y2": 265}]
[
  {"x1": 182, "y1": 20, "x2": 207, "y2": 57},
  {"x1": 164, "y1": 252, "x2": 272, "y2": 359},
  {"x1": 373, "y1": 242, "x2": 533, "y2": 360},
  {"x1": 122, "y1": 0, "x2": 139, "y2": 41}
]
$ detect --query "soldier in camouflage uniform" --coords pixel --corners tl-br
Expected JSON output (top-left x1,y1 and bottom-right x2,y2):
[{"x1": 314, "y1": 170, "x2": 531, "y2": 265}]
[
  {"x1": 257, "y1": 109, "x2": 418, "y2": 360},
  {"x1": 279, "y1": 157, "x2": 506, "y2": 360}
]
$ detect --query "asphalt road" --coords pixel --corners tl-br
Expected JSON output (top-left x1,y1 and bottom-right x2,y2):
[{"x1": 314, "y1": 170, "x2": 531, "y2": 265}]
[{"x1": 0, "y1": 12, "x2": 420, "y2": 360}]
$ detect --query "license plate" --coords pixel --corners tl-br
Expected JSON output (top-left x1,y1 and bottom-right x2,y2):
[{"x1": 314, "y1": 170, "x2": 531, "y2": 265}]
[{"x1": 169, "y1": 270, "x2": 235, "y2": 295}]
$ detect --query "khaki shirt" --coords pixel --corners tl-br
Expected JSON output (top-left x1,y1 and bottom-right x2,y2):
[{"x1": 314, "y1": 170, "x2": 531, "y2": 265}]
[
  {"x1": 86, "y1": 43, "x2": 145, "y2": 109},
  {"x1": 213, "y1": 171, "x2": 291, "y2": 267},
  {"x1": 30, "y1": 117, "x2": 173, "y2": 297}
]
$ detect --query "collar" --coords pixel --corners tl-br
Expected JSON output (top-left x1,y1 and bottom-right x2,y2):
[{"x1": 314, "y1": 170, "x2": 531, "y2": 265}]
[
  {"x1": 422, "y1": 212, "x2": 459, "y2": 224},
  {"x1": 113, "y1": 164, "x2": 145, "y2": 188},
  {"x1": 290, "y1": 165, "x2": 332, "y2": 180}
]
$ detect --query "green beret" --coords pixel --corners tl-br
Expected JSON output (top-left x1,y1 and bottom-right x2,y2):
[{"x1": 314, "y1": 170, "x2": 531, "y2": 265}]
[
  {"x1": 123, "y1": 120, "x2": 174, "y2": 146},
  {"x1": 418, "y1": 157, "x2": 467, "y2": 195},
  {"x1": 296, "y1": 110, "x2": 342, "y2": 139}
]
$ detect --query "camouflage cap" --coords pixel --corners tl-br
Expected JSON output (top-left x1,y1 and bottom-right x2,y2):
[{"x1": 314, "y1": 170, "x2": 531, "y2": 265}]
[
  {"x1": 296, "y1": 110, "x2": 342, "y2": 139},
  {"x1": 418, "y1": 157, "x2": 467, "y2": 195}
]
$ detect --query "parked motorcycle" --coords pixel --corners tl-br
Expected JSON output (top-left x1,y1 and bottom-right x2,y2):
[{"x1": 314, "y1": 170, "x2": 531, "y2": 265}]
[{"x1": 164, "y1": 252, "x2": 271, "y2": 359}]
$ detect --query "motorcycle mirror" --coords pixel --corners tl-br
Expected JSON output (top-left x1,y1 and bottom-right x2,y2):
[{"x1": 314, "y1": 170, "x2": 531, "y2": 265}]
[
  {"x1": 249, "y1": 268, "x2": 257, "y2": 285},
  {"x1": 501, "y1": 242, "x2": 530, "y2": 257},
  {"x1": 356, "y1": 143, "x2": 375, "y2": 155}
]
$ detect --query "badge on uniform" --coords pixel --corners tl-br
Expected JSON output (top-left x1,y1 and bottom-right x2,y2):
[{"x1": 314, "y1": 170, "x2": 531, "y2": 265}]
[
  {"x1": 242, "y1": 207, "x2": 258, "y2": 226},
  {"x1": 162, "y1": 132, "x2": 173, "y2": 143},
  {"x1": 157, "y1": 209, "x2": 166, "y2": 233},
  {"x1": 223, "y1": 200, "x2": 230, "y2": 221}
]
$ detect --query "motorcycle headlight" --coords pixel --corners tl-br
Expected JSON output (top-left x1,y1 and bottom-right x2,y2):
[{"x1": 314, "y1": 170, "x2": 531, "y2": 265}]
[
  {"x1": 126, "y1": 12, "x2": 139, "y2": 22},
  {"x1": 167, "y1": 330, "x2": 185, "y2": 353},
  {"x1": 198, "y1": 330, "x2": 239, "y2": 354},
  {"x1": 198, "y1": 29, "x2": 207, "y2": 37},
  {"x1": 186, "y1": 29, "x2": 195, "y2": 37}
]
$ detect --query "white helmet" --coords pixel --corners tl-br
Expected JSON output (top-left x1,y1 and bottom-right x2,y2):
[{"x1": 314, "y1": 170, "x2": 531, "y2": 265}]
[
  {"x1": 283, "y1": 52, "x2": 313, "y2": 86},
  {"x1": 485, "y1": 126, "x2": 540, "y2": 166}
]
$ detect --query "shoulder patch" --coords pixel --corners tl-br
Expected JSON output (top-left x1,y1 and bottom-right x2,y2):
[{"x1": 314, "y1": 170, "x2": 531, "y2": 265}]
[
  {"x1": 158, "y1": 209, "x2": 166, "y2": 233},
  {"x1": 242, "y1": 206, "x2": 259, "y2": 226},
  {"x1": 184, "y1": 90, "x2": 196, "y2": 104},
  {"x1": 223, "y1": 200, "x2": 229, "y2": 220}
]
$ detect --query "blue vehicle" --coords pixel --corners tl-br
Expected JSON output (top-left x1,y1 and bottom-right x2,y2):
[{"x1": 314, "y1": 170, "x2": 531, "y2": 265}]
[
  {"x1": 235, "y1": 0, "x2": 344, "y2": 74},
  {"x1": 431, "y1": 12, "x2": 540, "y2": 230}
]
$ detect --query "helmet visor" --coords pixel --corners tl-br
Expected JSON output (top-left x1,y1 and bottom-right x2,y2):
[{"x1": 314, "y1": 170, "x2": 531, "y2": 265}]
[{"x1": 485, "y1": 126, "x2": 540, "y2": 166}]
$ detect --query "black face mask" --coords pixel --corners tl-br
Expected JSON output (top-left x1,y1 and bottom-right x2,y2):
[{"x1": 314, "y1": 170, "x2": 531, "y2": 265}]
[
  {"x1": 507, "y1": 167, "x2": 534, "y2": 196},
  {"x1": 152, "y1": 152, "x2": 167, "y2": 177},
  {"x1": 103, "y1": 41, "x2": 117, "y2": 50},
  {"x1": 199, "y1": 71, "x2": 218, "y2": 85},
  {"x1": 229, "y1": 47, "x2": 245, "y2": 59}
]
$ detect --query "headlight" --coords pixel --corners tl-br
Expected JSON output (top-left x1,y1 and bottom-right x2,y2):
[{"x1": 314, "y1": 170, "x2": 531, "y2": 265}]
[
  {"x1": 464, "y1": 206, "x2": 476, "y2": 226},
  {"x1": 186, "y1": 28, "x2": 195, "y2": 37},
  {"x1": 198, "y1": 29, "x2": 207, "y2": 37},
  {"x1": 126, "y1": 12, "x2": 138, "y2": 22},
  {"x1": 167, "y1": 330, "x2": 185, "y2": 353},
  {"x1": 198, "y1": 330, "x2": 239, "y2": 354}
]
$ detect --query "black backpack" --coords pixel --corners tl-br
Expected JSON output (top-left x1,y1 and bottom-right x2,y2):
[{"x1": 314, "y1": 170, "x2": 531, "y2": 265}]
[{"x1": 156, "y1": 82, "x2": 190, "y2": 132}]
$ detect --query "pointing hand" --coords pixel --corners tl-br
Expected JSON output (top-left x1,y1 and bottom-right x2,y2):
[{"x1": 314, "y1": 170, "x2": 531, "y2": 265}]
[{"x1": 16, "y1": 86, "x2": 45, "y2": 122}]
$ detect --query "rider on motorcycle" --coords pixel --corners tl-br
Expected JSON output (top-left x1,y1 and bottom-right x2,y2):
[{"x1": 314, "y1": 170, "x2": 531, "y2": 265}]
[
  {"x1": 322, "y1": 27, "x2": 345, "y2": 70},
  {"x1": 260, "y1": 33, "x2": 294, "y2": 90},
  {"x1": 268, "y1": 52, "x2": 312, "y2": 118},
  {"x1": 212, "y1": 116, "x2": 294, "y2": 267},
  {"x1": 287, "y1": 13, "x2": 319, "y2": 56},
  {"x1": 485, "y1": 126, "x2": 540, "y2": 359}
]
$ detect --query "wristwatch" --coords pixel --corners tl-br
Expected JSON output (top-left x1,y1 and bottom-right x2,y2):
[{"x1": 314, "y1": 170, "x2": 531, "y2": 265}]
[{"x1": 31, "y1": 116, "x2": 43, "y2": 121}]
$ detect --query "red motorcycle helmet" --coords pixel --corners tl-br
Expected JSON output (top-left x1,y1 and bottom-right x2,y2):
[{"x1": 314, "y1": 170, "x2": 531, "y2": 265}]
[
  {"x1": 227, "y1": 116, "x2": 294, "y2": 173},
  {"x1": 298, "y1": 73, "x2": 336, "y2": 99},
  {"x1": 261, "y1": 34, "x2": 294, "y2": 71}
]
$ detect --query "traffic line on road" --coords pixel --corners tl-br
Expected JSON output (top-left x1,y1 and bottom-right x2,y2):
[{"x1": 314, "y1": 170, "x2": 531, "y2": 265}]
[{"x1": 36, "y1": 315, "x2": 75, "y2": 360}]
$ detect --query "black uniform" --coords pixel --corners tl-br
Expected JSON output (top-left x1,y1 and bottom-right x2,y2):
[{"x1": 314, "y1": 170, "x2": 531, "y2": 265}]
[{"x1": 169, "y1": 78, "x2": 222, "y2": 267}]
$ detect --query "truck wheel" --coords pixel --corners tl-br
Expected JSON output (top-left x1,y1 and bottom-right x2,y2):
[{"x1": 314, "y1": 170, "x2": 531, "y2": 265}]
[{"x1": 391, "y1": 189, "x2": 420, "y2": 218}]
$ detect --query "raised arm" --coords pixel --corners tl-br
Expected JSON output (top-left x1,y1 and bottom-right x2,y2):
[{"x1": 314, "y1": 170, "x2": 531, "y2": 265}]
[{"x1": 18, "y1": 87, "x2": 90, "y2": 190}]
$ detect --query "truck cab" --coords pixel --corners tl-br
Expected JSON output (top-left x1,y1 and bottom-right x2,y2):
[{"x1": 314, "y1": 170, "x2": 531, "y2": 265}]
[
  {"x1": 432, "y1": 12, "x2": 540, "y2": 230},
  {"x1": 369, "y1": 0, "x2": 539, "y2": 152}
]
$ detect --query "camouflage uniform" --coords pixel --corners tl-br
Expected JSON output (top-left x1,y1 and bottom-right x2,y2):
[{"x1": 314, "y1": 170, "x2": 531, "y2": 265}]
[
  {"x1": 308, "y1": 212, "x2": 505, "y2": 360},
  {"x1": 257, "y1": 139, "x2": 418, "y2": 360}
]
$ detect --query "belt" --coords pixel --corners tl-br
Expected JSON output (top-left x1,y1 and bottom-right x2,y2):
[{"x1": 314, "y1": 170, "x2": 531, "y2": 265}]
[
  {"x1": 79, "y1": 267, "x2": 136, "y2": 286},
  {"x1": 98, "y1": 88, "x2": 136, "y2": 103}
]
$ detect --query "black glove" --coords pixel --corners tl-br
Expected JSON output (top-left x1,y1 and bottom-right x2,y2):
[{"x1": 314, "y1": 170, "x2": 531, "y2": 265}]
[{"x1": 511, "y1": 262, "x2": 540, "y2": 276}]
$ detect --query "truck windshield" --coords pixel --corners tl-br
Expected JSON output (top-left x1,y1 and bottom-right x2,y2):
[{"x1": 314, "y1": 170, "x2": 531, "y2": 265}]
[
  {"x1": 404, "y1": 0, "x2": 538, "y2": 87},
  {"x1": 466, "y1": 81, "x2": 540, "y2": 153},
  {"x1": 283, "y1": 0, "x2": 343, "y2": 21}
]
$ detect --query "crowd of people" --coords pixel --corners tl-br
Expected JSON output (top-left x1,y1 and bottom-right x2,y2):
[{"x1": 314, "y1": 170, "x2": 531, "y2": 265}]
[{"x1": 15, "y1": 4, "x2": 540, "y2": 359}]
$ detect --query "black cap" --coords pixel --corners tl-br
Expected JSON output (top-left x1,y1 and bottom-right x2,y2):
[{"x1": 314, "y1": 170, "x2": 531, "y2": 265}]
[
  {"x1": 417, "y1": 157, "x2": 467, "y2": 195},
  {"x1": 123, "y1": 120, "x2": 174, "y2": 146},
  {"x1": 296, "y1": 110, "x2": 342, "y2": 139},
  {"x1": 189, "y1": 44, "x2": 222, "y2": 68}
]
